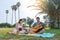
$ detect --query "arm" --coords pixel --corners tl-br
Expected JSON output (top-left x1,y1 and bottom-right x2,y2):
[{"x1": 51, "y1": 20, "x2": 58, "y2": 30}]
[
  {"x1": 31, "y1": 23, "x2": 36, "y2": 28},
  {"x1": 41, "y1": 22, "x2": 45, "y2": 29},
  {"x1": 22, "y1": 24, "x2": 26, "y2": 30},
  {"x1": 15, "y1": 23, "x2": 18, "y2": 30},
  {"x1": 15, "y1": 23, "x2": 20, "y2": 34}
]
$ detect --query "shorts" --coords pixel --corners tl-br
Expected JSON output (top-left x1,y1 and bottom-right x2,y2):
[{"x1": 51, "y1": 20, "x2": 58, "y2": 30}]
[{"x1": 19, "y1": 28, "x2": 22, "y2": 31}]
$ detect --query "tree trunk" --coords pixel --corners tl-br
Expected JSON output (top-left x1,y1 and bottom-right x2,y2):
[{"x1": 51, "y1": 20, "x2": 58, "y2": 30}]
[
  {"x1": 6, "y1": 14, "x2": 8, "y2": 28},
  {"x1": 6, "y1": 14, "x2": 8, "y2": 23},
  {"x1": 49, "y1": 16, "x2": 59, "y2": 28},
  {"x1": 15, "y1": 11, "x2": 16, "y2": 23},
  {"x1": 11, "y1": 10, "x2": 13, "y2": 24},
  {"x1": 18, "y1": 7, "x2": 20, "y2": 20}
]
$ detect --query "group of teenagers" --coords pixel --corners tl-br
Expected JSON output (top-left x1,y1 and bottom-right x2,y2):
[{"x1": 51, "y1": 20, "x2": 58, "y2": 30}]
[{"x1": 13, "y1": 17, "x2": 45, "y2": 34}]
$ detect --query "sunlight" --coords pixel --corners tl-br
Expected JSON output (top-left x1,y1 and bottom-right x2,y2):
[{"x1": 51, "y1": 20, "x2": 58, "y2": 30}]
[
  {"x1": 18, "y1": 0, "x2": 47, "y2": 22},
  {"x1": 0, "y1": 0, "x2": 47, "y2": 24}
]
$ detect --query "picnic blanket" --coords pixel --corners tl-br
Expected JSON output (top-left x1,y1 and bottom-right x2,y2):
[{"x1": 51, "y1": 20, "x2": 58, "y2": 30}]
[
  {"x1": 27, "y1": 33, "x2": 55, "y2": 38},
  {"x1": 7, "y1": 32, "x2": 55, "y2": 38}
]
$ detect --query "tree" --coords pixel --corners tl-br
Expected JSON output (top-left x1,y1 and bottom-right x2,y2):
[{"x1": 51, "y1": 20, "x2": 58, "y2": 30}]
[
  {"x1": 27, "y1": 0, "x2": 60, "y2": 28},
  {"x1": 22, "y1": 18, "x2": 26, "y2": 23},
  {"x1": 12, "y1": 5, "x2": 17, "y2": 23},
  {"x1": 0, "y1": 23, "x2": 12, "y2": 28},
  {"x1": 11, "y1": 5, "x2": 14, "y2": 24},
  {"x1": 16, "y1": 2, "x2": 21, "y2": 20},
  {"x1": 26, "y1": 17, "x2": 34, "y2": 27},
  {"x1": 5, "y1": 10, "x2": 9, "y2": 23},
  {"x1": 43, "y1": 15, "x2": 50, "y2": 27},
  {"x1": 47, "y1": 0, "x2": 60, "y2": 28}
]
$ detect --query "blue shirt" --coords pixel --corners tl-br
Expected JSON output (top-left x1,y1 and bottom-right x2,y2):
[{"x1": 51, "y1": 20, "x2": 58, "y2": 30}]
[{"x1": 32, "y1": 22, "x2": 45, "y2": 28}]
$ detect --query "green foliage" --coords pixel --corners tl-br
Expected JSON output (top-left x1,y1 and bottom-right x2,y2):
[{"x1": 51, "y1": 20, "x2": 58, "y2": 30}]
[
  {"x1": 26, "y1": 17, "x2": 34, "y2": 27},
  {"x1": 28, "y1": 0, "x2": 60, "y2": 28},
  {"x1": 22, "y1": 17, "x2": 34, "y2": 27},
  {"x1": 0, "y1": 23, "x2": 12, "y2": 28},
  {"x1": 12, "y1": 24, "x2": 16, "y2": 27},
  {"x1": 0, "y1": 17, "x2": 34, "y2": 28},
  {"x1": 0, "y1": 23, "x2": 15, "y2": 28}
]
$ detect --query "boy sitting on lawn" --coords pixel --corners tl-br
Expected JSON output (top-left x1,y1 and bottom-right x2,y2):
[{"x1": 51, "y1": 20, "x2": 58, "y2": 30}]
[{"x1": 28, "y1": 17, "x2": 45, "y2": 34}]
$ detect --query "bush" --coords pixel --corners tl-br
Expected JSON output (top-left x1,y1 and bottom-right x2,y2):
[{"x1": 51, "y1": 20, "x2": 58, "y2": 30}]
[
  {"x1": 12, "y1": 24, "x2": 16, "y2": 27},
  {"x1": 0, "y1": 23, "x2": 15, "y2": 28}
]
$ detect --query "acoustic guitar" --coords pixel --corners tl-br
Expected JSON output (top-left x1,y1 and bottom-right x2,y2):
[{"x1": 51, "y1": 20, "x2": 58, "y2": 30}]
[{"x1": 32, "y1": 24, "x2": 43, "y2": 32}]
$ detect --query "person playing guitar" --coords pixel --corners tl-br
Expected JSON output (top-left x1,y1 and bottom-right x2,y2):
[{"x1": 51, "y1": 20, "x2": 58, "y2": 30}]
[{"x1": 28, "y1": 17, "x2": 45, "y2": 34}]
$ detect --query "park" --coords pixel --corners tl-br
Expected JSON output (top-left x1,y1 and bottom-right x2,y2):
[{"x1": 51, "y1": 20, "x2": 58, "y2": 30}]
[{"x1": 0, "y1": 0, "x2": 60, "y2": 40}]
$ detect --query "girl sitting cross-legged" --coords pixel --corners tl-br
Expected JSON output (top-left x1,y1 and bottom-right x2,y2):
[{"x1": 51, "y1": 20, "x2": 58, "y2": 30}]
[{"x1": 14, "y1": 19, "x2": 26, "y2": 34}]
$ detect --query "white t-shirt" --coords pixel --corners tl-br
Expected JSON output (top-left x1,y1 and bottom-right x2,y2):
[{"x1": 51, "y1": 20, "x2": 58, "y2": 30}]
[{"x1": 18, "y1": 24, "x2": 23, "y2": 29}]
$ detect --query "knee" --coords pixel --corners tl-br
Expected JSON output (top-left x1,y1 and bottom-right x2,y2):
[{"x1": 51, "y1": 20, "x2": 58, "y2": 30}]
[
  {"x1": 41, "y1": 29, "x2": 45, "y2": 33},
  {"x1": 38, "y1": 29, "x2": 45, "y2": 34}
]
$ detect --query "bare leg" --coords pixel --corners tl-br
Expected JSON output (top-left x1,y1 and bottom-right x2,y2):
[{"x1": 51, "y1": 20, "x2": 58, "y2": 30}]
[
  {"x1": 27, "y1": 28, "x2": 45, "y2": 34},
  {"x1": 19, "y1": 30, "x2": 25, "y2": 34},
  {"x1": 27, "y1": 28, "x2": 35, "y2": 34},
  {"x1": 37, "y1": 29, "x2": 45, "y2": 34},
  {"x1": 16, "y1": 30, "x2": 19, "y2": 34}
]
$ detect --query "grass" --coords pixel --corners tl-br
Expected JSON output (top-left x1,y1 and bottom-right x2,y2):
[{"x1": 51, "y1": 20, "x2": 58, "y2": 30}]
[{"x1": 0, "y1": 28, "x2": 60, "y2": 40}]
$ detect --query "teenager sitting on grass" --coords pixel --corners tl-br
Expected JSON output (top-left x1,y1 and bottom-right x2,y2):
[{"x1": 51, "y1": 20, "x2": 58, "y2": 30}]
[
  {"x1": 15, "y1": 19, "x2": 26, "y2": 34},
  {"x1": 28, "y1": 17, "x2": 45, "y2": 34},
  {"x1": 7, "y1": 19, "x2": 27, "y2": 34}
]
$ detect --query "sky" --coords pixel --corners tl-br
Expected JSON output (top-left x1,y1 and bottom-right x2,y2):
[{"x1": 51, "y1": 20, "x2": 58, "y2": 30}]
[{"x1": 0, "y1": 0, "x2": 47, "y2": 24}]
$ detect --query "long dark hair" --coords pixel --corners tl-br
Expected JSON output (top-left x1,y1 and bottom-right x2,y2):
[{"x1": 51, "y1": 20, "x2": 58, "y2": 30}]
[{"x1": 18, "y1": 19, "x2": 23, "y2": 23}]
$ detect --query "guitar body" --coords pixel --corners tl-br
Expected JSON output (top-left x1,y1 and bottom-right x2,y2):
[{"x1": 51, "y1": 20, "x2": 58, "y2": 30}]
[{"x1": 32, "y1": 24, "x2": 43, "y2": 32}]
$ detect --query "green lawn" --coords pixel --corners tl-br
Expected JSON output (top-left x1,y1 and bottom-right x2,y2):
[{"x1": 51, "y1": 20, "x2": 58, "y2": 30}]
[{"x1": 0, "y1": 28, "x2": 60, "y2": 40}]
